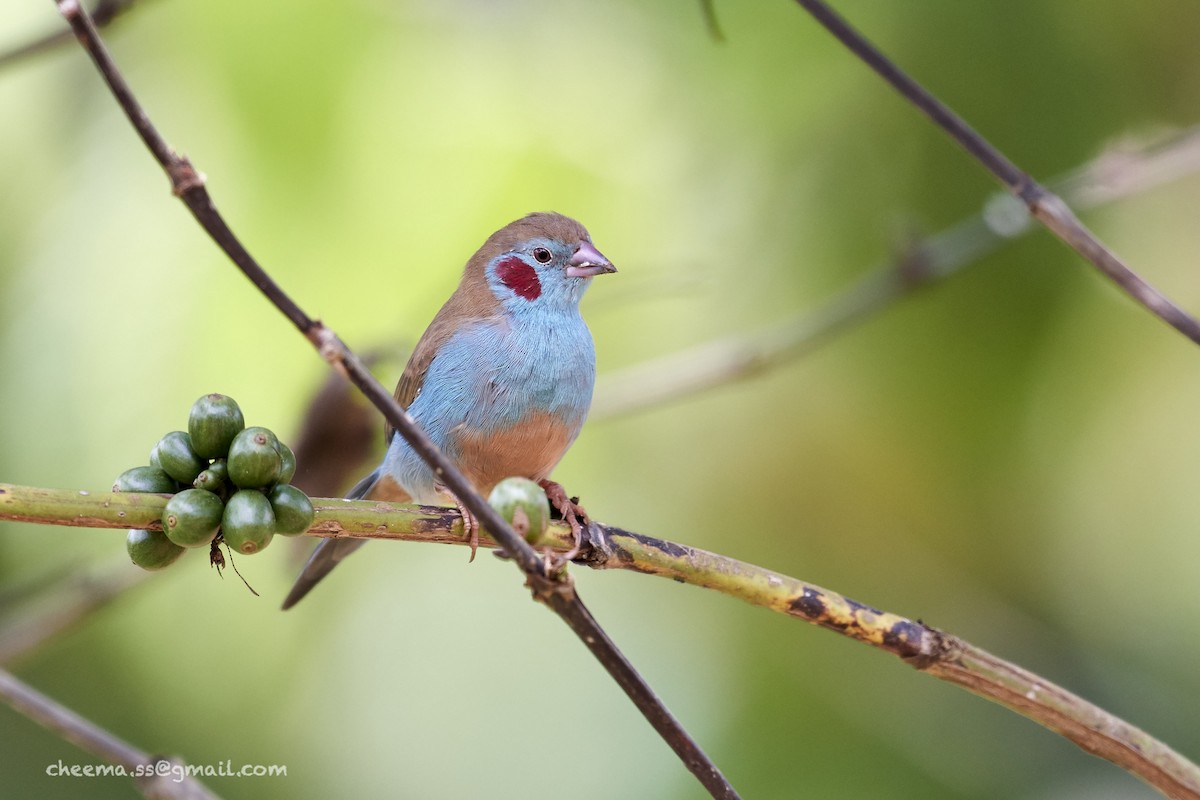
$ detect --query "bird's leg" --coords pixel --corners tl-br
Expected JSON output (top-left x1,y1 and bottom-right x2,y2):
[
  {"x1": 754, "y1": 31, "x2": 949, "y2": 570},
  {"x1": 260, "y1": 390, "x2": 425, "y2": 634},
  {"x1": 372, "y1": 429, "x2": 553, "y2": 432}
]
[
  {"x1": 539, "y1": 479, "x2": 588, "y2": 565},
  {"x1": 444, "y1": 490, "x2": 480, "y2": 562}
]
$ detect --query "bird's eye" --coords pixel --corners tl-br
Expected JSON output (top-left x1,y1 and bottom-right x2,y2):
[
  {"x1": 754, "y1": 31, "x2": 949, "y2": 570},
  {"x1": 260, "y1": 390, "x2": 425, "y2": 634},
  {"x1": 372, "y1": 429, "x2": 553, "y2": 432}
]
[{"x1": 532, "y1": 247, "x2": 552, "y2": 264}]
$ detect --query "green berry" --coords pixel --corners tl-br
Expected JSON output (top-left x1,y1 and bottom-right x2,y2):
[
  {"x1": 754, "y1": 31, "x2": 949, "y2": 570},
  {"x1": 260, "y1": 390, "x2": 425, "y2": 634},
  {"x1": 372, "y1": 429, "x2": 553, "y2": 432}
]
[
  {"x1": 222, "y1": 490, "x2": 275, "y2": 554},
  {"x1": 188, "y1": 394, "x2": 245, "y2": 458},
  {"x1": 161, "y1": 488, "x2": 224, "y2": 548},
  {"x1": 268, "y1": 484, "x2": 314, "y2": 535},
  {"x1": 488, "y1": 477, "x2": 550, "y2": 544},
  {"x1": 277, "y1": 441, "x2": 297, "y2": 485},
  {"x1": 155, "y1": 431, "x2": 208, "y2": 485},
  {"x1": 227, "y1": 427, "x2": 282, "y2": 489},
  {"x1": 126, "y1": 528, "x2": 186, "y2": 570},
  {"x1": 193, "y1": 459, "x2": 229, "y2": 494},
  {"x1": 113, "y1": 466, "x2": 176, "y2": 494}
]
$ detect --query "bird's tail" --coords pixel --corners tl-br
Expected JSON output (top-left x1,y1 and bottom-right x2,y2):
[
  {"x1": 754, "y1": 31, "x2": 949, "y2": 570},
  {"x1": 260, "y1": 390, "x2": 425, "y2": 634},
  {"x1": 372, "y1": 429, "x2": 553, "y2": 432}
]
[{"x1": 280, "y1": 468, "x2": 380, "y2": 610}]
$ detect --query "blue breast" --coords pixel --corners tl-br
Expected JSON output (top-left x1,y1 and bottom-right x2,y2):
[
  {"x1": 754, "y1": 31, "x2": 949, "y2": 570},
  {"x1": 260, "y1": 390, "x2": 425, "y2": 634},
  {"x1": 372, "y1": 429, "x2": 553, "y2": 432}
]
[{"x1": 381, "y1": 306, "x2": 596, "y2": 502}]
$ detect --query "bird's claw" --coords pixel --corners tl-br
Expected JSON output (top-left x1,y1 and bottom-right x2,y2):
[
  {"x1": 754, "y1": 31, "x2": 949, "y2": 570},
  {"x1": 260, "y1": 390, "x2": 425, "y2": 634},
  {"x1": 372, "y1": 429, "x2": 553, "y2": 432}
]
[
  {"x1": 452, "y1": 495, "x2": 480, "y2": 562},
  {"x1": 539, "y1": 479, "x2": 587, "y2": 568}
]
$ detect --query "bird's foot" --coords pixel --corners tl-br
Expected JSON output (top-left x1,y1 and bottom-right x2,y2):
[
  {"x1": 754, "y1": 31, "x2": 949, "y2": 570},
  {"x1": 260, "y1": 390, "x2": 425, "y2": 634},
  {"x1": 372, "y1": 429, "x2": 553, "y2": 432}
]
[
  {"x1": 538, "y1": 479, "x2": 588, "y2": 566},
  {"x1": 452, "y1": 494, "x2": 480, "y2": 562}
]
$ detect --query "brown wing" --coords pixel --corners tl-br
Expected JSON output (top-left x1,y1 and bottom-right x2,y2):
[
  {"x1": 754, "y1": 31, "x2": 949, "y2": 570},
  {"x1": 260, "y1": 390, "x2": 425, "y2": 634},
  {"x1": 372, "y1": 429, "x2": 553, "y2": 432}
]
[
  {"x1": 383, "y1": 306, "x2": 456, "y2": 443},
  {"x1": 383, "y1": 264, "x2": 500, "y2": 442}
]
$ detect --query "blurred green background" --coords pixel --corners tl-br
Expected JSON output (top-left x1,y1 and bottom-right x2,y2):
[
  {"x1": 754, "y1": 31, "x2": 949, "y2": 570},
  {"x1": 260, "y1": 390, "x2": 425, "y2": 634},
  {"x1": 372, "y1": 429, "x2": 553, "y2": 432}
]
[{"x1": 2, "y1": 1, "x2": 1199, "y2": 797}]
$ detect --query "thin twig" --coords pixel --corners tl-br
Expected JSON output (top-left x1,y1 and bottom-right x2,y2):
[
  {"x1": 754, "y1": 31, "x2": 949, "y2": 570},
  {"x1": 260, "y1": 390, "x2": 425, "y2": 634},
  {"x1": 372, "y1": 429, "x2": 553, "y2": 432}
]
[
  {"x1": 50, "y1": 3, "x2": 738, "y2": 797},
  {"x1": 0, "y1": 560, "x2": 151, "y2": 664},
  {"x1": 699, "y1": 0, "x2": 725, "y2": 42},
  {"x1": 793, "y1": 0, "x2": 1200, "y2": 346},
  {"x1": 3, "y1": 481, "x2": 1198, "y2": 799},
  {"x1": 593, "y1": 126, "x2": 1200, "y2": 418},
  {"x1": 0, "y1": 668, "x2": 219, "y2": 799},
  {"x1": 593, "y1": 266, "x2": 907, "y2": 418},
  {"x1": 0, "y1": 0, "x2": 137, "y2": 68}
]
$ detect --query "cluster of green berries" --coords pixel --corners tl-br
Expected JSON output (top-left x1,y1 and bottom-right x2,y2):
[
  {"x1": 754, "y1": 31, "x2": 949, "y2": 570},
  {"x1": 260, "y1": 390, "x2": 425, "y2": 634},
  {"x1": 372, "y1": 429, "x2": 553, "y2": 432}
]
[{"x1": 117, "y1": 394, "x2": 315, "y2": 571}]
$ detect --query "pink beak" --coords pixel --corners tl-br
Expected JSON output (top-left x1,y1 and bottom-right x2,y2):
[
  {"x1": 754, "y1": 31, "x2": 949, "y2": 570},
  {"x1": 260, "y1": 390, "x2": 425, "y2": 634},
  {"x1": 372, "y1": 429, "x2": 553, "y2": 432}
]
[{"x1": 566, "y1": 241, "x2": 617, "y2": 278}]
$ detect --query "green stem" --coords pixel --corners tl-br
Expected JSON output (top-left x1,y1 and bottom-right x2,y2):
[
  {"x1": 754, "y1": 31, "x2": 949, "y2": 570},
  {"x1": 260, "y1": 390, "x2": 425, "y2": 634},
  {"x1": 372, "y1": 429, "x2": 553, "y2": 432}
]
[{"x1": 3, "y1": 482, "x2": 1198, "y2": 799}]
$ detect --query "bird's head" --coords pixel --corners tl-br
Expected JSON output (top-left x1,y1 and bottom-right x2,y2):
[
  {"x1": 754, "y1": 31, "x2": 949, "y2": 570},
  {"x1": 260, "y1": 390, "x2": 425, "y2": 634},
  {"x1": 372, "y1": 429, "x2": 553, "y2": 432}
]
[{"x1": 474, "y1": 212, "x2": 616, "y2": 313}]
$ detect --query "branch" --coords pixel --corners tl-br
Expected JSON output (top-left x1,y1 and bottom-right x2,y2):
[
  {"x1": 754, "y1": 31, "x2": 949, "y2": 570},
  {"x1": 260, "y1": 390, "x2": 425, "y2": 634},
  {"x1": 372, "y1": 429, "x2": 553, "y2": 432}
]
[
  {"x1": 593, "y1": 265, "x2": 908, "y2": 418},
  {"x1": 50, "y1": 3, "x2": 738, "y2": 797},
  {"x1": 793, "y1": 0, "x2": 1200, "y2": 346},
  {"x1": 4, "y1": 482, "x2": 1198, "y2": 799},
  {"x1": 582, "y1": 528, "x2": 1200, "y2": 800},
  {"x1": 594, "y1": 126, "x2": 1200, "y2": 418},
  {"x1": 0, "y1": 560, "x2": 151, "y2": 665},
  {"x1": 0, "y1": 667, "x2": 219, "y2": 799}
]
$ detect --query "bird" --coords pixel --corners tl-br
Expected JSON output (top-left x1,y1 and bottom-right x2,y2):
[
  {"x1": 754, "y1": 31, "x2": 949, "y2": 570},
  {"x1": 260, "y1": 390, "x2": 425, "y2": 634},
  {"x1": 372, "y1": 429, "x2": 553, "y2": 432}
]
[{"x1": 282, "y1": 212, "x2": 616, "y2": 609}]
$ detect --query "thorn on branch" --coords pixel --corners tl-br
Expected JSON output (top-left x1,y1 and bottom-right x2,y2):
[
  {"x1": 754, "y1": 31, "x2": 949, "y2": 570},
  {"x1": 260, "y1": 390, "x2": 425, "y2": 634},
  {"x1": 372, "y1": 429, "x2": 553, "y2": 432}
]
[
  {"x1": 168, "y1": 157, "x2": 206, "y2": 197},
  {"x1": 58, "y1": 0, "x2": 82, "y2": 20},
  {"x1": 526, "y1": 568, "x2": 575, "y2": 605},
  {"x1": 893, "y1": 239, "x2": 936, "y2": 289},
  {"x1": 308, "y1": 324, "x2": 352, "y2": 380}
]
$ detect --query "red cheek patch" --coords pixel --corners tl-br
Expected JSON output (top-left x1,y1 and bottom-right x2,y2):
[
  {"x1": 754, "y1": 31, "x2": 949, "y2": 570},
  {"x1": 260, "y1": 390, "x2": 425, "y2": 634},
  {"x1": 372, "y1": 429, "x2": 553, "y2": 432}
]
[{"x1": 496, "y1": 257, "x2": 542, "y2": 300}]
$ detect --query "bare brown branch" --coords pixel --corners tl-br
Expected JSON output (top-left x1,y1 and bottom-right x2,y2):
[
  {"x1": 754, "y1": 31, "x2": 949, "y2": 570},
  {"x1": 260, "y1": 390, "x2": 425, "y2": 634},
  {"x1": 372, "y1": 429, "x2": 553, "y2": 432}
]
[
  {"x1": 0, "y1": 668, "x2": 219, "y2": 799},
  {"x1": 793, "y1": 0, "x2": 1200, "y2": 345}
]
